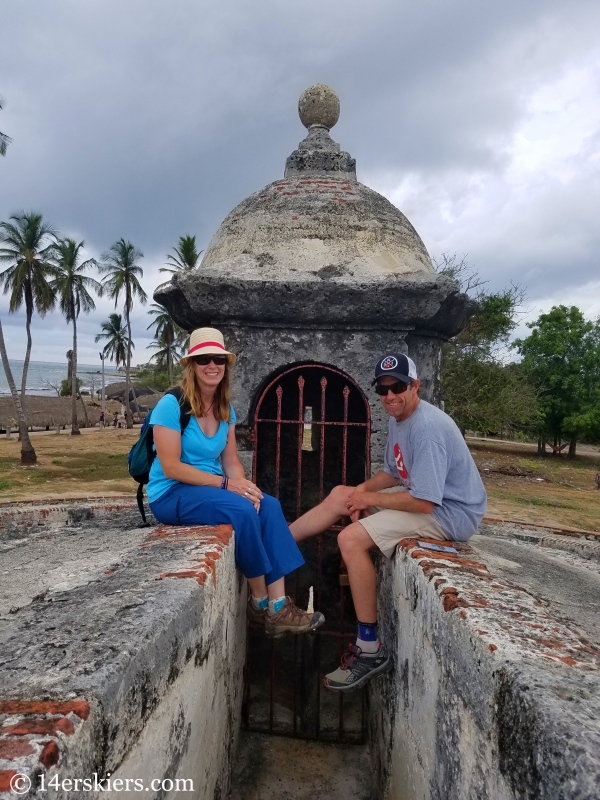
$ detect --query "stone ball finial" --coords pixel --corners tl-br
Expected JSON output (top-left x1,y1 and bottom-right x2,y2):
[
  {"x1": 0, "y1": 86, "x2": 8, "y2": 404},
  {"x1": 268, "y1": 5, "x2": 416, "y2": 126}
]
[{"x1": 298, "y1": 85, "x2": 340, "y2": 130}]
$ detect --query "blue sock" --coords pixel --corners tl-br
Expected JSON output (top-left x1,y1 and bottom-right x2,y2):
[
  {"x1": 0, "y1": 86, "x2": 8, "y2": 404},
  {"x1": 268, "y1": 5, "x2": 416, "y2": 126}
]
[{"x1": 356, "y1": 620, "x2": 380, "y2": 654}]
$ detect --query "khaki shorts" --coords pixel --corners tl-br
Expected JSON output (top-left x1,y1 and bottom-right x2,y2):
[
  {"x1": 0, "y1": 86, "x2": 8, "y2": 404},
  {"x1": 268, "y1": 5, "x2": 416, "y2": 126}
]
[{"x1": 358, "y1": 486, "x2": 449, "y2": 559}]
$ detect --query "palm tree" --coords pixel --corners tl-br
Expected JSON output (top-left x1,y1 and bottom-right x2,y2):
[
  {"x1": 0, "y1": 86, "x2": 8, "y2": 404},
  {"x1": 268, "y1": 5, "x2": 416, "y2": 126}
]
[
  {"x1": 0, "y1": 212, "x2": 56, "y2": 461},
  {"x1": 98, "y1": 239, "x2": 147, "y2": 428},
  {"x1": 159, "y1": 235, "x2": 202, "y2": 278},
  {"x1": 0, "y1": 96, "x2": 12, "y2": 157},
  {"x1": 146, "y1": 303, "x2": 186, "y2": 386},
  {"x1": 51, "y1": 238, "x2": 100, "y2": 435},
  {"x1": 0, "y1": 319, "x2": 36, "y2": 463},
  {"x1": 95, "y1": 313, "x2": 130, "y2": 369}
]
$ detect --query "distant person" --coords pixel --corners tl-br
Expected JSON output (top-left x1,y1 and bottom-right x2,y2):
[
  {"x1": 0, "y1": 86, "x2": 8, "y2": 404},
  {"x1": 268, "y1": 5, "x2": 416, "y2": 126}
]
[
  {"x1": 113, "y1": 411, "x2": 118, "y2": 428},
  {"x1": 290, "y1": 353, "x2": 487, "y2": 692},
  {"x1": 148, "y1": 327, "x2": 324, "y2": 638},
  {"x1": 99, "y1": 410, "x2": 105, "y2": 429}
]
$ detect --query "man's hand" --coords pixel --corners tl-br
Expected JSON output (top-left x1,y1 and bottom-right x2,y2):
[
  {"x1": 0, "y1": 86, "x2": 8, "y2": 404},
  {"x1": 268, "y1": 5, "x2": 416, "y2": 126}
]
[{"x1": 346, "y1": 486, "x2": 374, "y2": 521}]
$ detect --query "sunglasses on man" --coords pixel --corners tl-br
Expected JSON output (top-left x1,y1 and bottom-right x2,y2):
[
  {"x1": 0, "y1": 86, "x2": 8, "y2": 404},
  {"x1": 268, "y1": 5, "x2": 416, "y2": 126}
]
[
  {"x1": 192, "y1": 355, "x2": 228, "y2": 366},
  {"x1": 374, "y1": 380, "x2": 410, "y2": 396}
]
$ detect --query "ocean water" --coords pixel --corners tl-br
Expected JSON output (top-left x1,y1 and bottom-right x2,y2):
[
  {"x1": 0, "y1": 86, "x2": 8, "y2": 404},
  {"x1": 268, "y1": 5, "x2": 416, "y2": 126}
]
[{"x1": 0, "y1": 360, "x2": 122, "y2": 397}]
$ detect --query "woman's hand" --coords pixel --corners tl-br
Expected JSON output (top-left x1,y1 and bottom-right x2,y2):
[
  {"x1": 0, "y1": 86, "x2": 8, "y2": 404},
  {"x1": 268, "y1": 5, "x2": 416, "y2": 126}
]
[{"x1": 227, "y1": 478, "x2": 263, "y2": 504}]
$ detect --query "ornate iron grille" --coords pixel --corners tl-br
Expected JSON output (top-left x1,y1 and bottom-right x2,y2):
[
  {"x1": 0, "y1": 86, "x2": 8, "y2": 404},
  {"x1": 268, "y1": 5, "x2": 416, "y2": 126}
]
[{"x1": 243, "y1": 364, "x2": 371, "y2": 743}]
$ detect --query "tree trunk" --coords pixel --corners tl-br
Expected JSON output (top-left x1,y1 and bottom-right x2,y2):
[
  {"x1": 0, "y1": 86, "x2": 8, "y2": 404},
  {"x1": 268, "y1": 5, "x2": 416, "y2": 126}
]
[
  {"x1": 568, "y1": 437, "x2": 577, "y2": 459},
  {"x1": 0, "y1": 318, "x2": 37, "y2": 464},
  {"x1": 168, "y1": 346, "x2": 173, "y2": 387},
  {"x1": 79, "y1": 392, "x2": 89, "y2": 427},
  {"x1": 71, "y1": 317, "x2": 80, "y2": 434},
  {"x1": 553, "y1": 433, "x2": 559, "y2": 457},
  {"x1": 21, "y1": 309, "x2": 33, "y2": 405},
  {"x1": 125, "y1": 313, "x2": 133, "y2": 428}
]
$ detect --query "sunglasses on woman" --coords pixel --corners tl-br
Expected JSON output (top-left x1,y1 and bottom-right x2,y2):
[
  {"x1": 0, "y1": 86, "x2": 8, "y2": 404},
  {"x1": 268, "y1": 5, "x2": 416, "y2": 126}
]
[
  {"x1": 374, "y1": 381, "x2": 409, "y2": 396},
  {"x1": 192, "y1": 355, "x2": 228, "y2": 366}
]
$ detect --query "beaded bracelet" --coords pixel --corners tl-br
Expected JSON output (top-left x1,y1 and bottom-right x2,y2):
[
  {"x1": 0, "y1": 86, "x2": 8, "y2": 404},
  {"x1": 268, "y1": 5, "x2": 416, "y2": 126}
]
[{"x1": 220, "y1": 475, "x2": 227, "y2": 490}]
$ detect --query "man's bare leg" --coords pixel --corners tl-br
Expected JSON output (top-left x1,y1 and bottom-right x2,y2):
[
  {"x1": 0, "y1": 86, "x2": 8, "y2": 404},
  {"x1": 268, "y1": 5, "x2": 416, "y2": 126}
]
[
  {"x1": 337, "y1": 522, "x2": 377, "y2": 622},
  {"x1": 290, "y1": 485, "x2": 355, "y2": 542}
]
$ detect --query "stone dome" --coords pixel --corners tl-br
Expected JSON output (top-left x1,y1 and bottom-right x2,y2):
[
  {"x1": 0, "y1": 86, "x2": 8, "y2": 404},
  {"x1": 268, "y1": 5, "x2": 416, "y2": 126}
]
[
  {"x1": 199, "y1": 84, "x2": 435, "y2": 284},
  {"x1": 156, "y1": 85, "x2": 469, "y2": 335}
]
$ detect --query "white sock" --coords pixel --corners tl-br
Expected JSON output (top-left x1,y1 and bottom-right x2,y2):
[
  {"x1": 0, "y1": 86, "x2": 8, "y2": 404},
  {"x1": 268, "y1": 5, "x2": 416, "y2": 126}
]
[
  {"x1": 251, "y1": 595, "x2": 268, "y2": 610},
  {"x1": 268, "y1": 596, "x2": 287, "y2": 615},
  {"x1": 356, "y1": 636, "x2": 380, "y2": 655}
]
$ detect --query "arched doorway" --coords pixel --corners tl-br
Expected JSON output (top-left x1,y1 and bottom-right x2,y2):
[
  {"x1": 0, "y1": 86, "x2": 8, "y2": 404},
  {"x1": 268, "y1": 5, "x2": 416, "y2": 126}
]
[
  {"x1": 244, "y1": 363, "x2": 371, "y2": 743},
  {"x1": 252, "y1": 362, "x2": 370, "y2": 518}
]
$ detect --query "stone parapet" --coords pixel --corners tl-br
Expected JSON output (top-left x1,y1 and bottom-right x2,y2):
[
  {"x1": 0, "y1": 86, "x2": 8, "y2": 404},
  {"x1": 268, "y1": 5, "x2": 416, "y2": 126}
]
[
  {"x1": 0, "y1": 518, "x2": 245, "y2": 800},
  {"x1": 0, "y1": 497, "x2": 137, "y2": 540},
  {"x1": 370, "y1": 536, "x2": 600, "y2": 799}
]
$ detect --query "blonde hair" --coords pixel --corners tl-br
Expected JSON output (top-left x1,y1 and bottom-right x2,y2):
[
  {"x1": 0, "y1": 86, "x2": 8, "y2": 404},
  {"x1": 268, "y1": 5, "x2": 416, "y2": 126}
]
[{"x1": 180, "y1": 361, "x2": 232, "y2": 422}]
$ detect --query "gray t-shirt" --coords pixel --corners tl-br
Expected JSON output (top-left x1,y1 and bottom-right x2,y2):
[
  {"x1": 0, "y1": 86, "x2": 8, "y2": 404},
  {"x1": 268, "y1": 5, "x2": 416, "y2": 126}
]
[{"x1": 383, "y1": 400, "x2": 486, "y2": 541}]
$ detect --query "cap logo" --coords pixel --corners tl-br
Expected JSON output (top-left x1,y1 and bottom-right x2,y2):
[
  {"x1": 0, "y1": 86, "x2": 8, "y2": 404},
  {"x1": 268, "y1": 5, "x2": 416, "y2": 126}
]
[{"x1": 380, "y1": 356, "x2": 398, "y2": 371}]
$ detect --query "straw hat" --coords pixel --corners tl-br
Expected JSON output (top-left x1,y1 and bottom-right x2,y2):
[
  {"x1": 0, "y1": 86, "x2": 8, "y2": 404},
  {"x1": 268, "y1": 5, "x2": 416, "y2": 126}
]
[{"x1": 180, "y1": 327, "x2": 236, "y2": 366}]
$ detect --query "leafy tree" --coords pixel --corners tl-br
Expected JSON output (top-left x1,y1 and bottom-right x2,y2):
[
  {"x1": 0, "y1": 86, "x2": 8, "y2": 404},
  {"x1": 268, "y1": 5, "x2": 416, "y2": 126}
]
[
  {"x1": 0, "y1": 212, "x2": 57, "y2": 462},
  {"x1": 51, "y1": 238, "x2": 100, "y2": 434},
  {"x1": 95, "y1": 313, "x2": 130, "y2": 368},
  {"x1": 98, "y1": 239, "x2": 147, "y2": 428},
  {"x1": 0, "y1": 96, "x2": 11, "y2": 157},
  {"x1": 514, "y1": 306, "x2": 600, "y2": 457},
  {"x1": 146, "y1": 303, "x2": 187, "y2": 386},
  {"x1": 436, "y1": 254, "x2": 539, "y2": 437},
  {"x1": 160, "y1": 235, "x2": 202, "y2": 278}
]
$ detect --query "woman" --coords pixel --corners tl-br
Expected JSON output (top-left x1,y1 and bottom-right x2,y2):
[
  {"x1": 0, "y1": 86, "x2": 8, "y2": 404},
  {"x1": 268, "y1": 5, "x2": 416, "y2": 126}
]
[{"x1": 148, "y1": 327, "x2": 324, "y2": 638}]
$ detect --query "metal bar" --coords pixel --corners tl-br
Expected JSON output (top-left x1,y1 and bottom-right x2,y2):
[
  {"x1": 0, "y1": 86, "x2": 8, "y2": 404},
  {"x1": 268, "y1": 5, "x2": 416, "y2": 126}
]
[
  {"x1": 296, "y1": 375, "x2": 305, "y2": 520},
  {"x1": 246, "y1": 726, "x2": 364, "y2": 745},
  {"x1": 318, "y1": 376, "x2": 327, "y2": 503},
  {"x1": 293, "y1": 637, "x2": 298, "y2": 735},
  {"x1": 256, "y1": 418, "x2": 368, "y2": 427},
  {"x1": 275, "y1": 385, "x2": 283, "y2": 499},
  {"x1": 269, "y1": 638, "x2": 275, "y2": 733},
  {"x1": 342, "y1": 384, "x2": 350, "y2": 485}
]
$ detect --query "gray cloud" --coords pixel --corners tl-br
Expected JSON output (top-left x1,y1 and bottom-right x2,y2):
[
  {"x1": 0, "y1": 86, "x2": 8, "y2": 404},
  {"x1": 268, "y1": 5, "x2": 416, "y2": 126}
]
[{"x1": 1, "y1": 0, "x2": 599, "y2": 364}]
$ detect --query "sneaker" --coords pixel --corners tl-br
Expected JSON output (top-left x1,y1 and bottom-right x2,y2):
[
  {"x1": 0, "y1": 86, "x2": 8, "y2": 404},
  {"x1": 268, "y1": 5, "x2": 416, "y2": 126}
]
[
  {"x1": 247, "y1": 596, "x2": 267, "y2": 626},
  {"x1": 265, "y1": 597, "x2": 325, "y2": 638},
  {"x1": 323, "y1": 643, "x2": 391, "y2": 692}
]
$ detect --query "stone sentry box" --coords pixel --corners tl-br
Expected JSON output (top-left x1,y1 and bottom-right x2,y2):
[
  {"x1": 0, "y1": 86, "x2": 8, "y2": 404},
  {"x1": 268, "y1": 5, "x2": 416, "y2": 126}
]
[{"x1": 156, "y1": 84, "x2": 471, "y2": 473}]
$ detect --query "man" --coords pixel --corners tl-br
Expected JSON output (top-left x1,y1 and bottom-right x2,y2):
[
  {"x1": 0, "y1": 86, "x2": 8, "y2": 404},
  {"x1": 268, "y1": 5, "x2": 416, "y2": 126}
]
[{"x1": 290, "y1": 352, "x2": 487, "y2": 692}]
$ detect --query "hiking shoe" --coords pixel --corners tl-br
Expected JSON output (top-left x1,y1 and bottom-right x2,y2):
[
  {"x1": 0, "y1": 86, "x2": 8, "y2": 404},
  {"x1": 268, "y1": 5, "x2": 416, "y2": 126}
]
[
  {"x1": 323, "y1": 643, "x2": 391, "y2": 692},
  {"x1": 247, "y1": 596, "x2": 268, "y2": 626},
  {"x1": 265, "y1": 597, "x2": 325, "y2": 638}
]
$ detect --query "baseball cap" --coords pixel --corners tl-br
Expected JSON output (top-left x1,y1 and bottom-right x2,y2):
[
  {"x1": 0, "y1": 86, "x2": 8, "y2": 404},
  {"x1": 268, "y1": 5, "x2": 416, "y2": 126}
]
[{"x1": 372, "y1": 353, "x2": 418, "y2": 385}]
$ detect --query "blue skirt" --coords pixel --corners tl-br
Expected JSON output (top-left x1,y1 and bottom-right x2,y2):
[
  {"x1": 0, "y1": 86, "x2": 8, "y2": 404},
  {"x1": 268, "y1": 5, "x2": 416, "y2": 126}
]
[{"x1": 149, "y1": 484, "x2": 304, "y2": 585}]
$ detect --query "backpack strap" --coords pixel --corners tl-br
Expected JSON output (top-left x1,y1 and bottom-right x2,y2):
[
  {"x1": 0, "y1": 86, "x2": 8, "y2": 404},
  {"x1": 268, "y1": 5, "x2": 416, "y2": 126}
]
[
  {"x1": 136, "y1": 483, "x2": 148, "y2": 526},
  {"x1": 166, "y1": 386, "x2": 192, "y2": 432}
]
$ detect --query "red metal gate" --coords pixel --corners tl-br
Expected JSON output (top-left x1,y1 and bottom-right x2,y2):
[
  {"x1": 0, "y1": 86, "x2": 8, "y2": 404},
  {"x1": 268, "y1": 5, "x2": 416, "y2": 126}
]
[{"x1": 243, "y1": 363, "x2": 371, "y2": 743}]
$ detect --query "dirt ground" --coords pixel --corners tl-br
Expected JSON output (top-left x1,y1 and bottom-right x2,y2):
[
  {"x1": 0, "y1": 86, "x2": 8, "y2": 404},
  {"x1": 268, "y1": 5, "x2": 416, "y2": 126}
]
[
  {"x1": 469, "y1": 439, "x2": 600, "y2": 532},
  {"x1": 0, "y1": 427, "x2": 139, "y2": 500},
  {"x1": 0, "y1": 430, "x2": 599, "y2": 532}
]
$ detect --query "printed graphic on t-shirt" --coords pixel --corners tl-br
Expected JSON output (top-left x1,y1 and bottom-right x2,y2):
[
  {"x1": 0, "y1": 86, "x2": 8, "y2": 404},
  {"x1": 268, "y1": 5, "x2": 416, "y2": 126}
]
[{"x1": 394, "y1": 443, "x2": 409, "y2": 481}]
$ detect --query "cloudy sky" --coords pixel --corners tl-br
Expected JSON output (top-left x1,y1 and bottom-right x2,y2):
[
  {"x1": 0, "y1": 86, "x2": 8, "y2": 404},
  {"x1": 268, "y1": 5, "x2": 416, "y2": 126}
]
[{"x1": 1, "y1": 0, "x2": 599, "y2": 367}]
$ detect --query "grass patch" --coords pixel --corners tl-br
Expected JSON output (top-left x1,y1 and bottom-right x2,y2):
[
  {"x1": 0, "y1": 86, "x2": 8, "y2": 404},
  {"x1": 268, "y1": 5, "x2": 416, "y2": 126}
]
[
  {"x1": 52, "y1": 459, "x2": 63, "y2": 466},
  {"x1": 0, "y1": 479, "x2": 12, "y2": 491}
]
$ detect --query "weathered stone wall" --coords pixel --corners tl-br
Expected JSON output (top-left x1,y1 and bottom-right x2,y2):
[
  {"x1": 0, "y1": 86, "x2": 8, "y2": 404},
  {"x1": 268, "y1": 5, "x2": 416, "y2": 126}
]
[
  {"x1": 370, "y1": 535, "x2": 600, "y2": 800},
  {"x1": 0, "y1": 515, "x2": 246, "y2": 800}
]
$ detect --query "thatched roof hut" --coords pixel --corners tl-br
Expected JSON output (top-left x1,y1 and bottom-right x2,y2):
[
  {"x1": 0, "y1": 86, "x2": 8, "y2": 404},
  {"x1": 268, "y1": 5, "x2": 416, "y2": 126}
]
[
  {"x1": 105, "y1": 382, "x2": 128, "y2": 398},
  {"x1": 0, "y1": 396, "x2": 101, "y2": 430}
]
